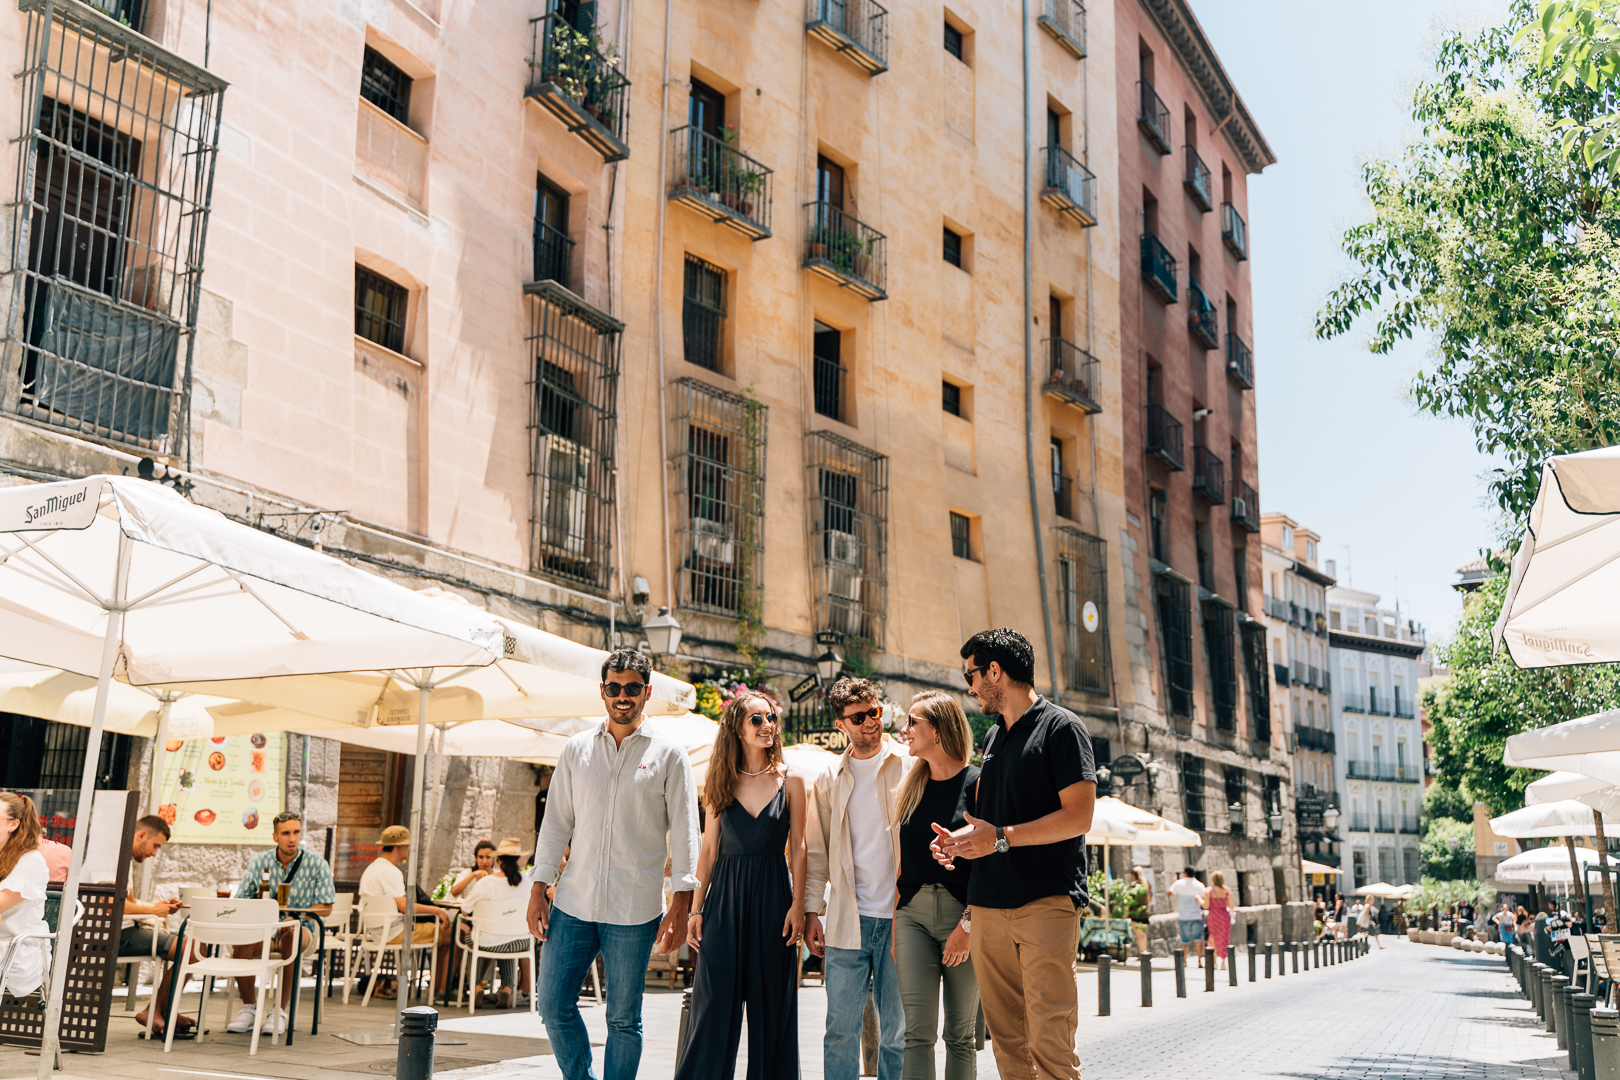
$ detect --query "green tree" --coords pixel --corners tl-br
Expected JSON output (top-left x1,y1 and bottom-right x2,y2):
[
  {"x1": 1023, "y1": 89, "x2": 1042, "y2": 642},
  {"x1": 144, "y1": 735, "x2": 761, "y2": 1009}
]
[
  {"x1": 1425, "y1": 572, "x2": 1620, "y2": 815},
  {"x1": 1420, "y1": 818, "x2": 1479, "y2": 880},
  {"x1": 1422, "y1": 780, "x2": 1475, "y2": 826},
  {"x1": 1315, "y1": 2, "x2": 1620, "y2": 519}
]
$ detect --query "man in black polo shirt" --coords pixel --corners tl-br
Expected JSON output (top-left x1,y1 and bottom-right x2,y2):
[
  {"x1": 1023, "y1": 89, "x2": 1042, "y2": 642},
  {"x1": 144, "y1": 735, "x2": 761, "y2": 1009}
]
[{"x1": 932, "y1": 628, "x2": 1096, "y2": 1080}]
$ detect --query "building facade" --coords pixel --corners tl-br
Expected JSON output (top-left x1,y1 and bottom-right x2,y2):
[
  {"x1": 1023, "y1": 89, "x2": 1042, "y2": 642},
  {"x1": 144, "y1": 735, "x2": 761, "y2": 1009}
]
[{"x1": 1327, "y1": 583, "x2": 1429, "y2": 888}]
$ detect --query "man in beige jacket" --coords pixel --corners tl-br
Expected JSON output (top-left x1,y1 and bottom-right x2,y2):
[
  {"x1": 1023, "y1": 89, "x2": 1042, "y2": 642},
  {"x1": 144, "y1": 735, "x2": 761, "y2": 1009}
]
[{"x1": 804, "y1": 676, "x2": 907, "y2": 1080}]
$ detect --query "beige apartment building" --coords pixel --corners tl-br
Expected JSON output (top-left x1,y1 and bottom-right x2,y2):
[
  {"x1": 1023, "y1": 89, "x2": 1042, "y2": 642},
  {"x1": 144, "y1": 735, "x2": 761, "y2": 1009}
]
[{"x1": 0, "y1": 0, "x2": 1135, "y2": 889}]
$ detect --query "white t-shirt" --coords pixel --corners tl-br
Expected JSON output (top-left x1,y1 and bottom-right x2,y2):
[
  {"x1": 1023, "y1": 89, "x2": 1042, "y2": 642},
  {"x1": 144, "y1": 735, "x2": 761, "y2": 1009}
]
[
  {"x1": 0, "y1": 851, "x2": 50, "y2": 997},
  {"x1": 465, "y1": 874, "x2": 529, "y2": 948},
  {"x1": 1169, "y1": 877, "x2": 1206, "y2": 921},
  {"x1": 846, "y1": 753, "x2": 895, "y2": 919},
  {"x1": 1349, "y1": 903, "x2": 1364, "y2": 928},
  {"x1": 360, "y1": 857, "x2": 406, "y2": 901}
]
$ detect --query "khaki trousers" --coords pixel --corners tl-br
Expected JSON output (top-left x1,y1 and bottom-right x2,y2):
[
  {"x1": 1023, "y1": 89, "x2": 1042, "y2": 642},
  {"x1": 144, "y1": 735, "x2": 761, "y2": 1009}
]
[{"x1": 971, "y1": 896, "x2": 1081, "y2": 1080}]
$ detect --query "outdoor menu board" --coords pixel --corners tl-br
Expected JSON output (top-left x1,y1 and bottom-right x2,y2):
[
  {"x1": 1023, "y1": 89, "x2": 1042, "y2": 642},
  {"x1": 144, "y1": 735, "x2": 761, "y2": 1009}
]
[{"x1": 156, "y1": 732, "x2": 287, "y2": 844}]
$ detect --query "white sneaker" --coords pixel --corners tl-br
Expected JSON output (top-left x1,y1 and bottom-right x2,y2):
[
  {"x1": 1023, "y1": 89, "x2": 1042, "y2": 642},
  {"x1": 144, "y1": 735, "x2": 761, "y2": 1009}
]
[
  {"x1": 224, "y1": 1006, "x2": 257, "y2": 1034},
  {"x1": 260, "y1": 1007, "x2": 287, "y2": 1035}
]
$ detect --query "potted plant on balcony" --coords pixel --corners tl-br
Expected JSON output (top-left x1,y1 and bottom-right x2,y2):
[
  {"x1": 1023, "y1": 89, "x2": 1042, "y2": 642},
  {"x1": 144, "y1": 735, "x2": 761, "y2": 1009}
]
[
  {"x1": 808, "y1": 224, "x2": 832, "y2": 261},
  {"x1": 584, "y1": 37, "x2": 621, "y2": 126}
]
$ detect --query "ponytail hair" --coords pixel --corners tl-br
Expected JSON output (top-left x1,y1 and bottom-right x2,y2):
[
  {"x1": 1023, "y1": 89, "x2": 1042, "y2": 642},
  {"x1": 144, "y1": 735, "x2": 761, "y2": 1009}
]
[
  {"x1": 0, "y1": 792, "x2": 43, "y2": 881},
  {"x1": 499, "y1": 853, "x2": 522, "y2": 888}
]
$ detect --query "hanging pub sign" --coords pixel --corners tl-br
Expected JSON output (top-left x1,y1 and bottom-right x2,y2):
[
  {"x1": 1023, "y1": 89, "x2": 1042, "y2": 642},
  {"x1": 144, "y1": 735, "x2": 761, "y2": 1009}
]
[
  {"x1": 1296, "y1": 794, "x2": 1326, "y2": 829},
  {"x1": 790, "y1": 675, "x2": 820, "y2": 703}
]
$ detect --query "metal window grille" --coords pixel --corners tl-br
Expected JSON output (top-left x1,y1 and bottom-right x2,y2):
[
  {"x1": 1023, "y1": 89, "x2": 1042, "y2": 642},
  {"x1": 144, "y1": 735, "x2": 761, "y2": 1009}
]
[
  {"x1": 361, "y1": 46, "x2": 411, "y2": 125},
  {"x1": 944, "y1": 20, "x2": 964, "y2": 59},
  {"x1": 943, "y1": 227, "x2": 962, "y2": 268},
  {"x1": 949, "y1": 511, "x2": 972, "y2": 560},
  {"x1": 1402, "y1": 848, "x2": 1419, "y2": 882},
  {"x1": 525, "y1": 281, "x2": 623, "y2": 591},
  {"x1": 1155, "y1": 575, "x2": 1194, "y2": 717},
  {"x1": 942, "y1": 380, "x2": 961, "y2": 416},
  {"x1": 805, "y1": 430, "x2": 888, "y2": 648},
  {"x1": 808, "y1": 0, "x2": 890, "y2": 73},
  {"x1": 1179, "y1": 752, "x2": 1205, "y2": 832},
  {"x1": 22, "y1": 716, "x2": 131, "y2": 789},
  {"x1": 1224, "y1": 767, "x2": 1245, "y2": 833},
  {"x1": 671, "y1": 378, "x2": 766, "y2": 616},
  {"x1": 681, "y1": 255, "x2": 726, "y2": 372},
  {"x1": 1203, "y1": 600, "x2": 1238, "y2": 730},
  {"x1": 4, "y1": 1, "x2": 225, "y2": 457},
  {"x1": 1241, "y1": 621, "x2": 1271, "y2": 741},
  {"x1": 813, "y1": 323, "x2": 844, "y2": 420},
  {"x1": 1056, "y1": 528, "x2": 1111, "y2": 696},
  {"x1": 355, "y1": 266, "x2": 408, "y2": 353},
  {"x1": 1351, "y1": 850, "x2": 1367, "y2": 888}
]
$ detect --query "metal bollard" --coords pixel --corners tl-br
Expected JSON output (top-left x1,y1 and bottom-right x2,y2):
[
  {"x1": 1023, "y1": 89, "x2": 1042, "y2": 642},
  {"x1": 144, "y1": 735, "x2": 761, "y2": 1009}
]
[
  {"x1": 1591, "y1": 1006, "x2": 1619, "y2": 1080},
  {"x1": 1228, "y1": 946, "x2": 1237, "y2": 986},
  {"x1": 676, "y1": 988, "x2": 693, "y2": 1058},
  {"x1": 397, "y1": 1006, "x2": 437, "y2": 1080},
  {"x1": 1140, "y1": 950, "x2": 1152, "y2": 1008},
  {"x1": 1279, "y1": 942, "x2": 1287, "y2": 977},
  {"x1": 1555, "y1": 979, "x2": 1572, "y2": 1050},
  {"x1": 1098, "y1": 953, "x2": 1111, "y2": 1016},
  {"x1": 1292, "y1": 943, "x2": 1300, "y2": 974},
  {"x1": 1531, "y1": 963, "x2": 1547, "y2": 1018},
  {"x1": 1575, "y1": 991, "x2": 1597, "y2": 1080},
  {"x1": 1205, "y1": 947, "x2": 1216, "y2": 992},
  {"x1": 1174, "y1": 946, "x2": 1187, "y2": 998},
  {"x1": 1550, "y1": 973, "x2": 1568, "y2": 1035},
  {"x1": 1264, "y1": 943, "x2": 1273, "y2": 979},
  {"x1": 1248, "y1": 941, "x2": 1257, "y2": 983}
]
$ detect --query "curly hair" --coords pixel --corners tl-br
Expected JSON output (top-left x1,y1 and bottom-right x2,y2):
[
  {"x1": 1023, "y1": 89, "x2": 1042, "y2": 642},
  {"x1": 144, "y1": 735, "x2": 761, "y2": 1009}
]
[
  {"x1": 826, "y1": 675, "x2": 882, "y2": 717},
  {"x1": 959, "y1": 628, "x2": 1035, "y2": 686},
  {"x1": 600, "y1": 648, "x2": 652, "y2": 683}
]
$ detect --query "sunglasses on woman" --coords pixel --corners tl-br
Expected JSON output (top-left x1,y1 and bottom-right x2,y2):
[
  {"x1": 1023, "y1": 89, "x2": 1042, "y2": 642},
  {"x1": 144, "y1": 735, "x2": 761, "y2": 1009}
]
[{"x1": 747, "y1": 712, "x2": 779, "y2": 727}]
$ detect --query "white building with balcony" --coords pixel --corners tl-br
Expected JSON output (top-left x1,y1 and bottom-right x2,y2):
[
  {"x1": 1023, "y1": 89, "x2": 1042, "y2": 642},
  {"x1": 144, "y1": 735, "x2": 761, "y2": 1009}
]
[{"x1": 1327, "y1": 582, "x2": 1430, "y2": 888}]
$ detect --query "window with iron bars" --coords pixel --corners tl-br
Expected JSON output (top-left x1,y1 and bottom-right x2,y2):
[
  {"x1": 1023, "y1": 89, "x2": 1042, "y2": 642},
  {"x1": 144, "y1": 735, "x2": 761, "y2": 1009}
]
[
  {"x1": 1202, "y1": 599, "x2": 1238, "y2": 731},
  {"x1": 950, "y1": 512, "x2": 973, "y2": 560},
  {"x1": 682, "y1": 256, "x2": 727, "y2": 372},
  {"x1": 1057, "y1": 528, "x2": 1111, "y2": 697},
  {"x1": 805, "y1": 430, "x2": 889, "y2": 648},
  {"x1": 5, "y1": 6, "x2": 224, "y2": 457},
  {"x1": 1224, "y1": 766, "x2": 1246, "y2": 834},
  {"x1": 672, "y1": 378, "x2": 767, "y2": 616},
  {"x1": 1180, "y1": 752, "x2": 1206, "y2": 832},
  {"x1": 361, "y1": 46, "x2": 412, "y2": 125},
  {"x1": 813, "y1": 322, "x2": 845, "y2": 421},
  {"x1": 1156, "y1": 576, "x2": 1194, "y2": 718},
  {"x1": 1241, "y1": 621, "x2": 1271, "y2": 741},
  {"x1": 0, "y1": 714, "x2": 132, "y2": 791},
  {"x1": 356, "y1": 266, "x2": 409, "y2": 353},
  {"x1": 525, "y1": 281, "x2": 623, "y2": 590}
]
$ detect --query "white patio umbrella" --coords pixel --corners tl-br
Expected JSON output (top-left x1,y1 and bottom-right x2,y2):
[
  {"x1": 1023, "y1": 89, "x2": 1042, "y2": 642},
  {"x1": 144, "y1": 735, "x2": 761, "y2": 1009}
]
[
  {"x1": 1302, "y1": 858, "x2": 1344, "y2": 876},
  {"x1": 1493, "y1": 445, "x2": 1620, "y2": 666},
  {"x1": 1503, "y1": 709, "x2": 1620, "y2": 785},
  {"x1": 1495, "y1": 845, "x2": 1603, "y2": 885},
  {"x1": 1525, "y1": 770, "x2": 1614, "y2": 805},
  {"x1": 0, "y1": 475, "x2": 502, "y2": 1074},
  {"x1": 1489, "y1": 799, "x2": 1620, "y2": 838},
  {"x1": 1355, "y1": 881, "x2": 1406, "y2": 898},
  {"x1": 1086, "y1": 797, "x2": 1205, "y2": 919}
]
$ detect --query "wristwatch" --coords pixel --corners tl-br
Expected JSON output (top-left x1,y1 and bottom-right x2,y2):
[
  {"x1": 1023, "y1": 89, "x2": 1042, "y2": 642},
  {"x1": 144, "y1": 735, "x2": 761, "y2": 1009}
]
[
  {"x1": 959, "y1": 910, "x2": 972, "y2": 933},
  {"x1": 994, "y1": 825, "x2": 1011, "y2": 854}
]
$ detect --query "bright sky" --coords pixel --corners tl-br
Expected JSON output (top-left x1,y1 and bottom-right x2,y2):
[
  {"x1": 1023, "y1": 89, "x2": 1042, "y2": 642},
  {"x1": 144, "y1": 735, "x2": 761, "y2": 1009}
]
[{"x1": 1192, "y1": 0, "x2": 1510, "y2": 641}]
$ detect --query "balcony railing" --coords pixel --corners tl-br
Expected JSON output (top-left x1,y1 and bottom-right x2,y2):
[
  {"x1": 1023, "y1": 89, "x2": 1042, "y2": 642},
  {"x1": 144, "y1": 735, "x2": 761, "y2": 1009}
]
[
  {"x1": 1342, "y1": 693, "x2": 1365, "y2": 714},
  {"x1": 1141, "y1": 233, "x2": 1177, "y2": 303},
  {"x1": 532, "y1": 220, "x2": 575, "y2": 289},
  {"x1": 1041, "y1": 145, "x2": 1097, "y2": 227},
  {"x1": 1188, "y1": 278, "x2": 1218, "y2": 348},
  {"x1": 1320, "y1": 670, "x2": 1332, "y2": 693},
  {"x1": 1191, "y1": 445, "x2": 1224, "y2": 504},
  {"x1": 1184, "y1": 145, "x2": 1212, "y2": 212},
  {"x1": 1043, "y1": 338, "x2": 1101, "y2": 413},
  {"x1": 1145, "y1": 403, "x2": 1184, "y2": 470},
  {"x1": 1222, "y1": 202, "x2": 1249, "y2": 260},
  {"x1": 1231, "y1": 480, "x2": 1259, "y2": 532},
  {"x1": 1296, "y1": 727, "x2": 1336, "y2": 753},
  {"x1": 1347, "y1": 762, "x2": 1417, "y2": 783},
  {"x1": 807, "y1": 0, "x2": 889, "y2": 75},
  {"x1": 527, "y1": 13, "x2": 631, "y2": 162},
  {"x1": 1138, "y1": 79, "x2": 1171, "y2": 154},
  {"x1": 1053, "y1": 475, "x2": 1076, "y2": 521},
  {"x1": 1266, "y1": 597, "x2": 1289, "y2": 620},
  {"x1": 1292, "y1": 661, "x2": 1306, "y2": 685},
  {"x1": 1226, "y1": 331, "x2": 1254, "y2": 389},
  {"x1": 1290, "y1": 601, "x2": 1301, "y2": 625},
  {"x1": 804, "y1": 202, "x2": 887, "y2": 300},
  {"x1": 1400, "y1": 815, "x2": 1422, "y2": 834},
  {"x1": 1308, "y1": 665, "x2": 1320, "y2": 688},
  {"x1": 1375, "y1": 814, "x2": 1395, "y2": 833},
  {"x1": 1367, "y1": 694, "x2": 1391, "y2": 717},
  {"x1": 668, "y1": 127, "x2": 774, "y2": 240},
  {"x1": 1274, "y1": 662, "x2": 1290, "y2": 687},
  {"x1": 1037, "y1": 0, "x2": 1087, "y2": 58},
  {"x1": 1393, "y1": 701, "x2": 1416, "y2": 719}
]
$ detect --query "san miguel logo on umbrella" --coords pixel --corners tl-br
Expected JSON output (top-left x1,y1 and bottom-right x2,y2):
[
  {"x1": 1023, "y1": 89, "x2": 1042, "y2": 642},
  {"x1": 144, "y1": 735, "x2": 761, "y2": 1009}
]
[{"x1": 9, "y1": 481, "x2": 97, "y2": 531}]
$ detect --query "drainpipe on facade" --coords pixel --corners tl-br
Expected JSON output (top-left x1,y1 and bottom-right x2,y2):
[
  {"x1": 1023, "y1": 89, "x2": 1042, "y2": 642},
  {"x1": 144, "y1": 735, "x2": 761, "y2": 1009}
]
[
  {"x1": 1022, "y1": 0, "x2": 1060, "y2": 700},
  {"x1": 651, "y1": 0, "x2": 677, "y2": 611}
]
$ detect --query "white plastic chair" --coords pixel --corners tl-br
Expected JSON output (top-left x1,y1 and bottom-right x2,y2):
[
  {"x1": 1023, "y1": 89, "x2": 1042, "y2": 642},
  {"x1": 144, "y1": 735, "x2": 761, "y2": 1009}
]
[
  {"x1": 0, "y1": 892, "x2": 81, "y2": 1003},
  {"x1": 318, "y1": 893, "x2": 356, "y2": 998},
  {"x1": 164, "y1": 898, "x2": 296, "y2": 1056},
  {"x1": 1571, "y1": 929, "x2": 1593, "y2": 993},
  {"x1": 114, "y1": 913, "x2": 165, "y2": 1027},
  {"x1": 458, "y1": 898, "x2": 535, "y2": 1016},
  {"x1": 351, "y1": 894, "x2": 438, "y2": 1007}
]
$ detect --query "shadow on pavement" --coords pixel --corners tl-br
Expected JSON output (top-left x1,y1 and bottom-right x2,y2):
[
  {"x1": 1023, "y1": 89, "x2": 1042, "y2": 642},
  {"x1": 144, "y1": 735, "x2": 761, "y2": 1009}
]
[{"x1": 1276, "y1": 1052, "x2": 1571, "y2": 1078}]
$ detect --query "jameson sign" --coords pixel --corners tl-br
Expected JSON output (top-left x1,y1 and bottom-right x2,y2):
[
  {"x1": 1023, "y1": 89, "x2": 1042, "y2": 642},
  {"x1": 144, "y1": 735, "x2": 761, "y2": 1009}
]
[{"x1": 0, "y1": 478, "x2": 100, "y2": 532}]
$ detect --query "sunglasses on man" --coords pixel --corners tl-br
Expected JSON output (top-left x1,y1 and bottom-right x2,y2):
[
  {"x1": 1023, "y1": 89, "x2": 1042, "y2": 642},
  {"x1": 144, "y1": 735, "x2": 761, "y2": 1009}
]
[
  {"x1": 841, "y1": 706, "x2": 883, "y2": 725},
  {"x1": 602, "y1": 681, "x2": 646, "y2": 698}
]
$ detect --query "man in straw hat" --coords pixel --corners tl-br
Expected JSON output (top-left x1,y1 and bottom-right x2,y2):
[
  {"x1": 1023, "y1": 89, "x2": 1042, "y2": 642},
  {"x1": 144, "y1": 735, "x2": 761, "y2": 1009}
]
[
  {"x1": 358, "y1": 824, "x2": 452, "y2": 999},
  {"x1": 526, "y1": 648, "x2": 700, "y2": 1080}
]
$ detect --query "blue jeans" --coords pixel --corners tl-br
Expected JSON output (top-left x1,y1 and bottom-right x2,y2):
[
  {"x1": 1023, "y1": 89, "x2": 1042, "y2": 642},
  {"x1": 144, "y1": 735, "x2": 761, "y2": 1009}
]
[
  {"x1": 534, "y1": 906, "x2": 662, "y2": 1080},
  {"x1": 824, "y1": 915, "x2": 904, "y2": 1080}
]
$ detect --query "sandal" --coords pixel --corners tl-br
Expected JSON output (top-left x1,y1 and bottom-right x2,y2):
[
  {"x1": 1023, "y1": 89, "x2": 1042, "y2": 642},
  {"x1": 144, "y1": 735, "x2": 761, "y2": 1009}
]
[
  {"x1": 495, "y1": 987, "x2": 513, "y2": 1009},
  {"x1": 373, "y1": 983, "x2": 398, "y2": 1000}
]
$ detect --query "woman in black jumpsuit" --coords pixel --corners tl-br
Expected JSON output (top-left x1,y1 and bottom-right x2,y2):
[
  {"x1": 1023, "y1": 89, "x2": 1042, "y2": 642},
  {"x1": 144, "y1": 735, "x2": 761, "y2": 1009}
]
[{"x1": 674, "y1": 694, "x2": 807, "y2": 1080}]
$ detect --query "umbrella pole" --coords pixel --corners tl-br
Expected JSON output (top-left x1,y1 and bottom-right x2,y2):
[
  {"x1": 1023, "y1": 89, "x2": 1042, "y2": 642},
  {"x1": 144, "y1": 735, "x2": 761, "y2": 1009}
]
[
  {"x1": 37, "y1": 528, "x2": 131, "y2": 1080},
  {"x1": 1566, "y1": 836, "x2": 1589, "y2": 909},
  {"x1": 1594, "y1": 810, "x2": 1618, "y2": 927},
  {"x1": 138, "y1": 696, "x2": 174, "y2": 904},
  {"x1": 400, "y1": 681, "x2": 432, "y2": 1035}
]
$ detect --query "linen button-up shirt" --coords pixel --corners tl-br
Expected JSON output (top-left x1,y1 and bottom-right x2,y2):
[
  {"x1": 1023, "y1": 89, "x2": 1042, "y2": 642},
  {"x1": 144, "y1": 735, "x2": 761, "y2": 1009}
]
[{"x1": 526, "y1": 717, "x2": 700, "y2": 926}]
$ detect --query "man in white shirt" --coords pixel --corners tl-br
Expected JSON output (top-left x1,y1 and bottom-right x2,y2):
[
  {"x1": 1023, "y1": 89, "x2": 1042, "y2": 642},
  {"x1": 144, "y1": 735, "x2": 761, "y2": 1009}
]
[
  {"x1": 805, "y1": 677, "x2": 906, "y2": 1080},
  {"x1": 525, "y1": 650, "x2": 699, "y2": 1080},
  {"x1": 1168, "y1": 867, "x2": 1208, "y2": 966},
  {"x1": 356, "y1": 825, "x2": 451, "y2": 999}
]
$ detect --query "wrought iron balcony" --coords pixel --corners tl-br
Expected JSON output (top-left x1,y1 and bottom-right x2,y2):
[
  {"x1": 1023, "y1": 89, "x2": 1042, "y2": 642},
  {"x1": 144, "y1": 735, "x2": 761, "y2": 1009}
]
[
  {"x1": 1266, "y1": 597, "x2": 1288, "y2": 620},
  {"x1": 1226, "y1": 331, "x2": 1253, "y2": 389},
  {"x1": 1367, "y1": 693, "x2": 1391, "y2": 717},
  {"x1": 668, "y1": 127, "x2": 774, "y2": 240},
  {"x1": 1184, "y1": 145, "x2": 1212, "y2": 212},
  {"x1": 1290, "y1": 601, "x2": 1301, "y2": 625},
  {"x1": 1191, "y1": 445, "x2": 1224, "y2": 504},
  {"x1": 1292, "y1": 660, "x2": 1306, "y2": 685},
  {"x1": 1138, "y1": 79, "x2": 1171, "y2": 154},
  {"x1": 532, "y1": 220, "x2": 575, "y2": 289},
  {"x1": 1041, "y1": 145, "x2": 1097, "y2": 227},
  {"x1": 527, "y1": 13, "x2": 631, "y2": 162},
  {"x1": 1348, "y1": 814, "x2": 1370, "y2": 832},
  {"x1": 1222, "y1": 202, "x2": 1249, "y2": 260},
  {"x1": 807, "y1": 0, "x2": 889, "y2": 75},
  {"x1": 804, "y1": 202, "x2": 887, "y2": 300},
  {"x1": 1274, "y1": 662, "x2": 1290, "y2": 687},
  {"x1": 1053, "y1": 474, "x2": 1076, "y2": 521},
  {"x1": 1308, "y1": 664, "x2": 1320, "y2": 688},
  {"x1": 1393, "y1": 701, "x2": 1416, "y2": 719},
  {"x1": 1188, "y1": 278, "x2": 1218, "y2": 348},
  {"x1": 1144, "y1": 403, "x2": 1184, "y2": 470},
  {"x1": 1141, "y1": 233, "x2": 1177, "y2": 303},
  {"x1": 1320, "y1": 670, "x2": 1332, "y2": 693},
  {"x1": 1375, "y1": 814, "x2": 1395, "y2": 833},
  {"x1": 1295, "y1": 726, "x2": 1335, "y2": 753},
  {"x1": 1042, "y1": 337, "x2": 1101, "y2": 413},
  {"x1": 1231, "y1": 480, "x2": 1259, "y2": 533},
  {"x1": 1341, "y1": 693, "x2": 1365, "y2": 714},
  {"x1": 1037, "y1": 0, "x2": 1086, "y2": 59},
  {"x1": 1400, "y1": 815, "x2": 1422, "y2": 834}
]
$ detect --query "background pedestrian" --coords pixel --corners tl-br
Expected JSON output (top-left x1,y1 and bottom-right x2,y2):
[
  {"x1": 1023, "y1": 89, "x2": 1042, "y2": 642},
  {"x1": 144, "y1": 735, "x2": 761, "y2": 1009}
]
[{"x1": 1205, "y1": 872, "x2": 1232, "y2": 967}]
